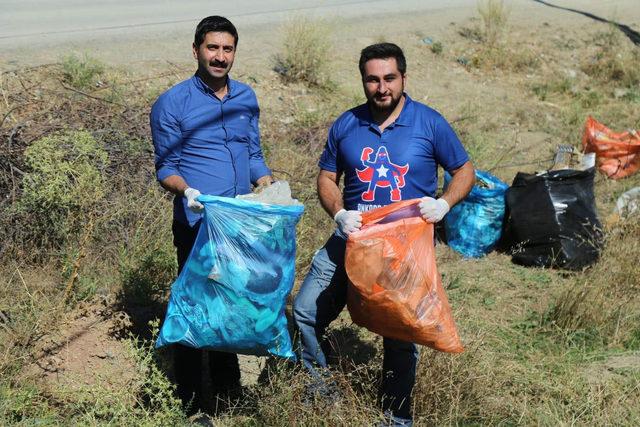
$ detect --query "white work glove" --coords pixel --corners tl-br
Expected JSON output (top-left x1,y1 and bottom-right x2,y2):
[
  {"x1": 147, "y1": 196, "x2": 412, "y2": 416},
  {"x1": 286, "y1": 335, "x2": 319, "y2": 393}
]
[
  {"x1": 184, "y1": 187, "x2": 204, "y2": 213},
  {"x1": 419, "y1": 197, "x2": 450, "y2": 223},
  {"x1": 334, "y1": 209, "x2": 362, "y2": 235}
]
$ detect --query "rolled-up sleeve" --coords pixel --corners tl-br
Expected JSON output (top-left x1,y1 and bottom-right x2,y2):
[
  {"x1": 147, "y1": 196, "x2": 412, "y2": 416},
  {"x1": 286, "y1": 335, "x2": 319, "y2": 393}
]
[
  {"x1": 150, "y1": 96, "x2": 182, "y2": 182},
  {"x1": 248, "y1": 103, "x2": 272, "y2": 183}
]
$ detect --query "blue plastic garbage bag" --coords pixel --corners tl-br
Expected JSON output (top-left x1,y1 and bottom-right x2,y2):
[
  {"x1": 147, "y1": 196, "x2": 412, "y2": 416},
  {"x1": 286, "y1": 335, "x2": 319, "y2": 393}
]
[
  {"x1": 444, "y1": 170, "x2": 508, "y2": 258},
  {"x1": 156, "y1": 195, "x2": 304, "y2": 359}
]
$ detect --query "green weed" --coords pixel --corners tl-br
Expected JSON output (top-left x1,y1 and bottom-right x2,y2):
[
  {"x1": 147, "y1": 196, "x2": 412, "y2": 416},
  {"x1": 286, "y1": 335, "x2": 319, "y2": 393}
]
[
  {"x1": 120, "y1": 249, "x2": 176, "y2": 306},
  {"x1": 16, "y1": 130, "x2": 108, "y2": 255},
  {"x1": 61, "y1": 54, "x2": 105, "y2": 90},
  {"x1": 531, "y1": 78, "x2": 573, "y2": 101},
  {"x1": 431, "y1": 41, "x2": 444, "y2": 55}
]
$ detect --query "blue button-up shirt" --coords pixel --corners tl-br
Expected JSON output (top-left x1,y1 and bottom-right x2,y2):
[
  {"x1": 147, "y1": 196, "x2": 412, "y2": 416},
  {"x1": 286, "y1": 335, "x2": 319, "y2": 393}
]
[{"x1": 151, "y1": 75, "x2": 271, "y2": 225}]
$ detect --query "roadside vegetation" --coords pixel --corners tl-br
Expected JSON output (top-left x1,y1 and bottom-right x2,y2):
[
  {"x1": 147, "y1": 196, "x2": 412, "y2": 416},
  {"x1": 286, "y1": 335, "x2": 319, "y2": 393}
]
[
  {"x1": 272, "y1": 16, "x2": 333, "y2": 88},
  {"x1": 1, "y1": 9, "x2": 639, "y2": 426}
]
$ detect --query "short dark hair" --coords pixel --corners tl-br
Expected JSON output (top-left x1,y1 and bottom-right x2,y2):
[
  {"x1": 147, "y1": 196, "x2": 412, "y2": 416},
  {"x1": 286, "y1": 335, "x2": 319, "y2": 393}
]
[
  {"x1": 194, "y1": 16, "x2": 238, "y2": 47},
  {"x1": 358, "y1": 43, "x2": 407, "y2": 77}
]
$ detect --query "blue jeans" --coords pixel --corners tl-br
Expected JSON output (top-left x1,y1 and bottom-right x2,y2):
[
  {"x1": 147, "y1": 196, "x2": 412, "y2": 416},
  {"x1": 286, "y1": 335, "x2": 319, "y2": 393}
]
[{"x1": 293, "y1": 231, "x2": 418, "y2": 424}]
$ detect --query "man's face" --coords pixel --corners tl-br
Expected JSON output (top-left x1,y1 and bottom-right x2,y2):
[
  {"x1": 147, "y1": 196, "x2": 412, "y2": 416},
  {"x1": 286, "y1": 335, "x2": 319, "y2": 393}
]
[
  {"x1": 362, "y1": 58, "x2": 406, "y2": 113},
  {"x1": 192, "y1": 31, "x2": 236, "y2": 81}
]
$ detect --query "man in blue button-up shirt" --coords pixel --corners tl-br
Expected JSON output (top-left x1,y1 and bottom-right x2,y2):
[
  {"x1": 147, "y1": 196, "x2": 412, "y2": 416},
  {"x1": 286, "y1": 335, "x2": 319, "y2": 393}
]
[{"x1": 150, "y1": 15, "x2": 272, "y2": 415}]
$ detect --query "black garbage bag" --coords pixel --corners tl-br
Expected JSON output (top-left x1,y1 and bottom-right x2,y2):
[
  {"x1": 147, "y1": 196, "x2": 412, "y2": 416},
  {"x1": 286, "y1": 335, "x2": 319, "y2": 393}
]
[{"x1": 503, "y1": 168, "x2": 602, "y2": 270}]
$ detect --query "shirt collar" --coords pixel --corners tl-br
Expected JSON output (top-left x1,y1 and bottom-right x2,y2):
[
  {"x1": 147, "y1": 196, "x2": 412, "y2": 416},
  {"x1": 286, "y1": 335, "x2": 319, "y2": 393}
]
[
  {"x1": 191, "y1": 74, "x2": 237, "y2": 99},
  {"x1": 358, "y1": 93, "x2": 414, "y2": 128}
]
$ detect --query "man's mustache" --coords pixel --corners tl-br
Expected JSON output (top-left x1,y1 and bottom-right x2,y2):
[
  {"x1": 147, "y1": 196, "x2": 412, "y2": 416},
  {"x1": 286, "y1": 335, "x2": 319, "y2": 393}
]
[{"x1": 209, "y1": 61, "x2": 228, "y2": 68}]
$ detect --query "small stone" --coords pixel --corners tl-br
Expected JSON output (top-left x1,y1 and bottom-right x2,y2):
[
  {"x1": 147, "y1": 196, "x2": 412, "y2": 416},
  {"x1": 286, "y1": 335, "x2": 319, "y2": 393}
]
[{"x1": 614, "y1": 88, "x2": 629, "y2": 99}]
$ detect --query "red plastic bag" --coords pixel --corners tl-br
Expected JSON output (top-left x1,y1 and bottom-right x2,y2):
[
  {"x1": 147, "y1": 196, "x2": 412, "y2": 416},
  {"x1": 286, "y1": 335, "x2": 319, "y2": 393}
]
[
  {"x1": 582, "y1": 116, "x2": 640, "y2": 179},
  {"x1": 345, "y1": 199, "x2": 463, "y2": 353}
]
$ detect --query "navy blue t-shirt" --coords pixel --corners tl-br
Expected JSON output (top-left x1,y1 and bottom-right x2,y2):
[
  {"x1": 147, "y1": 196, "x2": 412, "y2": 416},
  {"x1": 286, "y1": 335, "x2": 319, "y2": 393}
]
[{"x1": 319, "y1": 94, "x2": 469, "y2": 212}]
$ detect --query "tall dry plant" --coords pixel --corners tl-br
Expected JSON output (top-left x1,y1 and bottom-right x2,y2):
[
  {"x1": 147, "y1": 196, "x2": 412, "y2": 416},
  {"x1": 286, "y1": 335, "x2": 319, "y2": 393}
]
[
  {"x1": 477, "y1": 0, "x2": 510, "y2": 47},
  {"x1": 273, "y1": 16, "x2": 332, "y2": 87}
]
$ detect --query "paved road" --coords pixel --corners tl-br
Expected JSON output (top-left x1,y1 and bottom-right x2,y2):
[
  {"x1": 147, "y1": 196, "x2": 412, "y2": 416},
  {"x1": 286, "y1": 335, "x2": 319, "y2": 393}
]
[
  {"x1": 0, "y1": 0, "x2": 472, "y2": 47},
  {"x1": 1, "y1": 0, "x2": 637, "y2": 70}
]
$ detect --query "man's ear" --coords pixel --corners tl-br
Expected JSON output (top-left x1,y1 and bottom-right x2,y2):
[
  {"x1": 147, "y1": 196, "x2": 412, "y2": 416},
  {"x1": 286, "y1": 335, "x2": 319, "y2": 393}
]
[{"x1": 192, "y1": 43, "x2": 198, "y2": 60}]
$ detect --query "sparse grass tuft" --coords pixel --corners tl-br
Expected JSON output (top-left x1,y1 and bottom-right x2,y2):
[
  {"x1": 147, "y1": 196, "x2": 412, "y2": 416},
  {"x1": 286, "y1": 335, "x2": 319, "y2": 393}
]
[
  {"x1": 431, "y1": 41, "x2": 444, "y2": 55},
  {"x1": 120, "y1": 249, "x2": 176, "y2": 306},
  {"x1": 231, "y1": 354, "x2": 384, "y2": 426},
  {"x1": 470, "y1": 44, "x2": 540, "y2": 72},
  {"x1": 582, "y1": 26, "x2": 640, "y2": 88},
  {"x1": 531, "y1": 77, "x2": 573, "y2": 101},
  {"x1": 273, "y1": 16, "x2": 332, "y2": 87}
]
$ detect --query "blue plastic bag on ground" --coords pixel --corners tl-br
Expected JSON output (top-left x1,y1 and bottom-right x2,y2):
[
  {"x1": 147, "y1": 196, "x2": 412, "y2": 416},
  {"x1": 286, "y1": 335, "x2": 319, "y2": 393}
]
[
  {"x1": 444, "y1": 170, "x2": 508, "y2": 258},
  {"x1": 156, "y1": 194, "x2": 304, "y2": 359}
]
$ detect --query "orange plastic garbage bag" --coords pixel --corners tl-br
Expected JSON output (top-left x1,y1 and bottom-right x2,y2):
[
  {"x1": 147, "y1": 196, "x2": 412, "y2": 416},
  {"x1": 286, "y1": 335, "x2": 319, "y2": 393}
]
[
  {"x1": 345, "y1": 199, "x2": 463, "y2": 353},
  {"x1": 582, "y1": 116, "x2": 640, "y2": 179}
]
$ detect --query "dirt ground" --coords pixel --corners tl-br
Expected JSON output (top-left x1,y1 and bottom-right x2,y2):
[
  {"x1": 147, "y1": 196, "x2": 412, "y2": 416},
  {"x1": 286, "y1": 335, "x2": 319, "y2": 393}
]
[{"x1": 22, "y1": 298, "x2": 138, "y2": 396}]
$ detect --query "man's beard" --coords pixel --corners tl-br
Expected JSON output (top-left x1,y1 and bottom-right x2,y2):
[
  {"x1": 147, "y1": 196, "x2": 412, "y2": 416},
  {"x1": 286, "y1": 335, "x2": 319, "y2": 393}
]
[{"x1": 368, "y1": 92, "x2": 402, "y2": 113}]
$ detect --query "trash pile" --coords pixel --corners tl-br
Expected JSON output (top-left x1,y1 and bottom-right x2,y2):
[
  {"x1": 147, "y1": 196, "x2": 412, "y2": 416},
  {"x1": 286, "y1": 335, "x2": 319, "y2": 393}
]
[
  {"x1": 442, "y1": 116, "x2": 637, "y2": 270},
  {"x1": 614, "y1": 187, "x2": 640, "y2": 219},
  {"x1": 156, "y1": 182, "x2": 303, "y2": 358}
]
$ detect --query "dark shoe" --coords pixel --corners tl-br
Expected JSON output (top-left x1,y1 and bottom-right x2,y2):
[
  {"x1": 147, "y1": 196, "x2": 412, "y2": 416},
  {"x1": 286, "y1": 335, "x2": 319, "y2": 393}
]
[
  {"x1": 302, "y1": 376, "x2": 341, "y2": 407},
  {"x1": 188, "y1": 413, "x2": 214, "y2": 426},
  {"x1": 378, "y1": 410, "x2": 413, "y2": 427}
]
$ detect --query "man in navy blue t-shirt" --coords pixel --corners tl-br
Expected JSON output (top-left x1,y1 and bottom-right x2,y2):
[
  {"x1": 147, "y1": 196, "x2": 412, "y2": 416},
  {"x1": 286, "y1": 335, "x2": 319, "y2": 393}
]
[
  {"x1": 293, "y1": 43, "x2": 474, "y2": 426},
  {"x1": 150, "y1": 16, "x2": 272, "y2": 414}
]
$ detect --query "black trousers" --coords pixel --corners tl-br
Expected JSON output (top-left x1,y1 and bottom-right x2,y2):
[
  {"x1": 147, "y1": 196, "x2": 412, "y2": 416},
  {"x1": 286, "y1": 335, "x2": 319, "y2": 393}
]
[{"x1": 171, "y1": 220, "x2": 241, "y2": 412}]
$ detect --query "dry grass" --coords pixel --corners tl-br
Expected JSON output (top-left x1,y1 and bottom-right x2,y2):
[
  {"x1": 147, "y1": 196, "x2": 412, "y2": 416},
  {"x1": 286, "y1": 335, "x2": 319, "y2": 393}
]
[
  {"x1": 456, "y1": 1, "x2": 539, "y2": 73},
  {"x1": 477, "y1": 0, "x2": 510, "y2": 47},
  {"x1": 272, "y1": 16, "x2": 332, "y2": 87},
  {"x1": 582, "y1": 26, "x2": 640, "y2": 89},
  {"x1": 551, "y1": 218, "x2": 640, "y2": 347}
]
